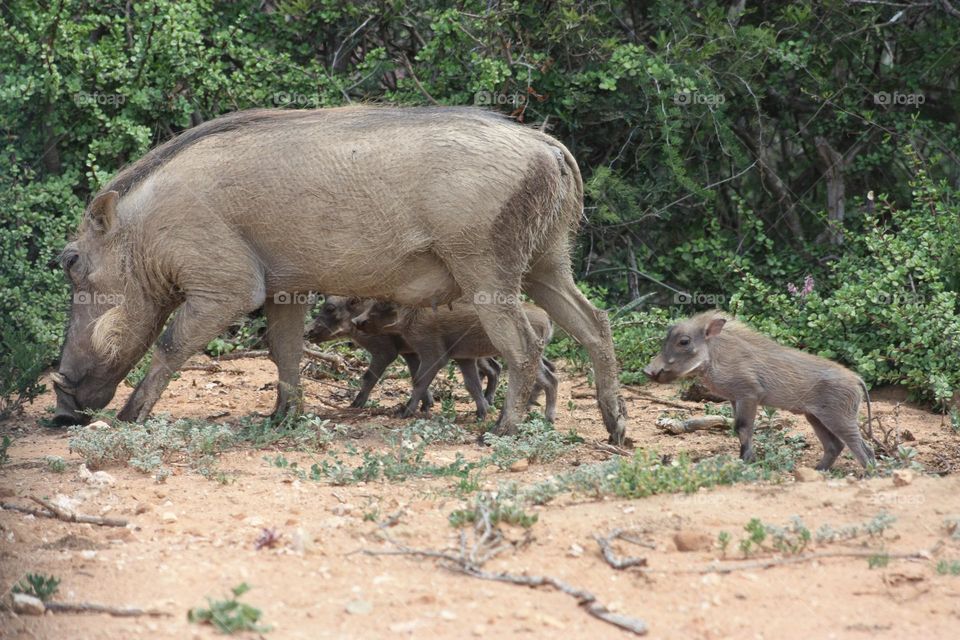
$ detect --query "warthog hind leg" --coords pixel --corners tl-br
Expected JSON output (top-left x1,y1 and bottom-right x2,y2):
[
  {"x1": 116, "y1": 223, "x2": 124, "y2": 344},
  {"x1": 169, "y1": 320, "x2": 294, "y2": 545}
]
[{"x1": 264, "y1": 298, "x2": 309, "y2": 420}]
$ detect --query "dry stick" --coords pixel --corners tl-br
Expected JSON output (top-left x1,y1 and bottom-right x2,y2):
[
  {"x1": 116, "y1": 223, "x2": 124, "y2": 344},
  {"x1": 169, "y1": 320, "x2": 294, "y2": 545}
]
[
  {"x1": 656, "y1": 415, "x2": 732, "y2": 435},
  {"x1": 363, "y1": 546, "x2": 648, "y2": 635},
  {"x1": 44, "y1": 602, "x2": 170, "y2": 617},
  {"x1": 27, "y1": 496, "x2": 128, "y2": 528},
  {"x1": 624, "y1": 388, "x2": 693, "y2": 411},
  {"x1": 643, "y1": 548, "x2": 934, "y2": 575},
  {"x1": 215, "y1": 347, "x2": 348, "y2": 370},
  {"x1": 592, "y1": 440, "x2": 632, "y2": 457},
  {"x1": 594, "y1": 529, "x2": 649, "y2": 570}
]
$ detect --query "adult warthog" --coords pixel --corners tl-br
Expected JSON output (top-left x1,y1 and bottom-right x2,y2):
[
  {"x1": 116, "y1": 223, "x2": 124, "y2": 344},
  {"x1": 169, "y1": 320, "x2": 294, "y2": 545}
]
[{"x1": 51, "y1": 106, "x2": 628, "y2": 442}]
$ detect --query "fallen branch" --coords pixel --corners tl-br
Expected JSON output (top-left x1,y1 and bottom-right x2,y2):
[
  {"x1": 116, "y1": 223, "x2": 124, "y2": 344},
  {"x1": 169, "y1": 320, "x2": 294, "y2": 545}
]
[
  {"x1": 44, "y1": 601, "x2": 170, "y2": 617},
  {"x1": 592, "y1": 440, "x2": 632, "y2": 457},
  {"x1": 656, "y1": 415, "x2": 732, "y2": 435},
  {"x1": 215, "y1": 348, "x2": 348, "y2": 370},
  {"x1": 26, "y1": 496, "x2": 128, "y2": 528},
  {"x1": 362, "y1": 500, "x2": 646, "y2": 635},
  {"x1": 624, "y1": 388, "x2": 692, "y2": 411},
  {"x1": 645, "y1": 548, "x2": 935, "y2": 575},
  {"x1": 594, "y1": 529, "x2": 649, "y2": 570}
]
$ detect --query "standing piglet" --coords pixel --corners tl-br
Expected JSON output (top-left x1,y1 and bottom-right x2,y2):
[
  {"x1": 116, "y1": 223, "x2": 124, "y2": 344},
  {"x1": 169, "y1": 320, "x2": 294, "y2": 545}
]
[
  {"x1": 643, "y1": 311, "x2": 875, "y2": 470},
  {"x1": 306, "y1": 296, "x2": 500, "y2": 417},
  {"x1": 352, "y1": 300, "x2": 558, "y2": 422}
]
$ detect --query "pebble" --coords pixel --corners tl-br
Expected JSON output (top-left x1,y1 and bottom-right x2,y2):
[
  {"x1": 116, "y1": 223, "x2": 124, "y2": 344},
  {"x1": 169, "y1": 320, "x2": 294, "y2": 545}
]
[
  {"x1": 345, "y1": 599, "x2": 373, "y2": 615},
  {"x1": 329, "y1": 504, "x2": 353, "y2": 516},
  {"x1": 567, "y1": 543, "x2": 584, "y2": 558},
  {"x1": 12, "y1": 593, "x2": 45, "y2": 615},
  {"x1": 161, "y1": 512, "x2": 178, "y2": 523},
  {"x1": 673, "y1": 530, "x2": 713, "y2": 552},
  {"x1": 78, "y1": 464, "x2": 116, "y2": 487},
  {"x1": 794, "y1": 467, "x2": 821, "y2": 483},
  {"x1": 892, "y1": 469, "x2": 914, "y2": 487},
  {"x1": 290, "y1": 527, "x2": 314, "y2": 555}
]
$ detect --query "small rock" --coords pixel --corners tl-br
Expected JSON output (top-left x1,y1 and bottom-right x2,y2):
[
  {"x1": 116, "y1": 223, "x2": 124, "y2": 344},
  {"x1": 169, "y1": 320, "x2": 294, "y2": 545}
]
[
  {"x1": 135, "y1": 503, "x2": 151, "y2": 515},
  {"x1": 345, "y1": 599, "x2": 373, "y2": 616},
  {"x1": 330, "y1": 504, "x2": 353, "y2": 516},
  {"x1": 12, "y1": 593, "x2": 45, "y2": 615},
  {"x1": 161, "y1": 512, "x2": 178, "y2": 523},
  {"x1": 472, "y1": 624, "x2": 486, "y2": 636},
  {"x1": 290, "y1": 527, "x2": 314, "y2": 555},
  {"x1": 80, "y1": 550, "x2": 98, "y2": 560},
  {"x1": 567, "y1": 543, "x2": 584, "y2": 558},
  {"x1": 892, "y1": 469, "x2": 914, "y2": 487},
  {"x1": 389, "y1": 620, "x2": 420, "y2": 633},
  {"x1": 673, "y1": 530, "x2": 712, "y2": 552},
  {"x1": 86, "y1": 420, "x2": 110, "y2": 430},
  {"x1": 439, "y1": 610, "x2": 457, "y2": 621},
  {"x1": 78, "y1": 464, "x2": 115, "y2": 487},
  {"x1": 508, "y1": 458, "x2": 529, "y2": 472},
  {"x1": 794, "y1": 467, "x2": 821, "y2": 483},
  {"x1": 0, "y1": 487, "x2": 15, "y2": 499},
  {"x1": 243, "y1": 516, "x2": 264, "y2": 527},
  {"x1": 538, "y1": 614, "x2": 564, "y2": 629}
]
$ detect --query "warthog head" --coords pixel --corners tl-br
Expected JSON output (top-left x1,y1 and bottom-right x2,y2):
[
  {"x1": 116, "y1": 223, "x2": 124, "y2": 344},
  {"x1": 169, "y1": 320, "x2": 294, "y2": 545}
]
[
  {"x1": 643, "y1": 314, "x2": 727, "y2": 383},
  {"x1": 306, "y1": 296, "x2": 361, "y2": 343},
  {"x1": 51, "y1": 191, "x2": 166, "y2": 426},
  {"x1": 350, "y1": 300, "x2": 401, "y2": 334}
]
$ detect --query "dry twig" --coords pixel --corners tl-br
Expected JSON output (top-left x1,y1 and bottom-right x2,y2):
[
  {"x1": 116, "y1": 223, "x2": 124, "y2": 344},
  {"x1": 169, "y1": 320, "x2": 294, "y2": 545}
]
[
  {"x1": 643, "y1": 547, "x2": 935, "y2": 575},
  {"x1": 656, "y1": 415, "x2": 732, "y2": 435},
  {"x1": 44, "y1": 601, "x2": 170, "y2": 617},
  {"x1": 594, "y1": 529, "x2": 649, "y2": 570},
  {"x1": 25, "y1": 496, "x2": 128, "y2": 527}
]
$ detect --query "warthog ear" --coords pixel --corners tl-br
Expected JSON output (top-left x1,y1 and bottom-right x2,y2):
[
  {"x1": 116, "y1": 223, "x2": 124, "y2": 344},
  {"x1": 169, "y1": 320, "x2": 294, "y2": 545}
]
[
  {"x1": 87, "y1": 190, "x2": 119, "y2": 234},
  {"x1": 705, "y1": 317, "x2": 727, "y2": 338}
]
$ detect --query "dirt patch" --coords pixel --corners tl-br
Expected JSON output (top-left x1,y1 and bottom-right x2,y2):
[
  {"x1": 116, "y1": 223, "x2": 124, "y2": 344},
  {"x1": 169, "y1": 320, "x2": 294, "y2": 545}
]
[{"x1": 2, "y1": 354, "x2": 960, "y2": 639}]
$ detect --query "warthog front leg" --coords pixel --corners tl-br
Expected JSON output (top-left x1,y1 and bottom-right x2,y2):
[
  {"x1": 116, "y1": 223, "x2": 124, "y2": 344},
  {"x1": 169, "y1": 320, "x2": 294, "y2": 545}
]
[
  {"x1": 473, "y1": 301, "x2": 542, "y2": 437},
  {"x1": 401, "y1": 350, "x2": 449, "y2": 418},
  {"x1": 732, "y1": 398, "x2": 758, "y2": 463},
  {"x1": 263, "y1": 298, "x2": 309, "y2": 419},
  {"x1": 477, "y1": 357, "x2": 501, "y2": 406},
  {"x1": 399, "y1": 352, "x2": 434, "y2": 411},
  {"x1": 456, "y1": 359, "x2": 491, "y2": 421},
  {"x1": 352, "y1": 344, "x2": 401, "y2": 408},
  {"x1": 524, "y1": 260, "x2": 628, "y2": 444},
  {"x1": 118, "y1": 296, "x2": 253, "y2": 423}
]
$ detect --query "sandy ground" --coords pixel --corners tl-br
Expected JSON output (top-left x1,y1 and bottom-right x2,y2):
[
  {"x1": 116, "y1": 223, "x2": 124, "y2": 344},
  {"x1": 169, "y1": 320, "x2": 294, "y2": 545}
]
[{"x1": 2, "y1": 353, "x2": 960, "y2": 639}]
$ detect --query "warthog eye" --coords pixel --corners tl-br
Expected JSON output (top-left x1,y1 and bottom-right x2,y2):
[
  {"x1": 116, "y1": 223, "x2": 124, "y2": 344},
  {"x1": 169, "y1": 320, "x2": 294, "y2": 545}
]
[
  {"x1": 678, "y1": 336, "x2": 691, "y2": 347},
  {"x1": 64, "y1": 253, "x2": 79, "y2": 270}
]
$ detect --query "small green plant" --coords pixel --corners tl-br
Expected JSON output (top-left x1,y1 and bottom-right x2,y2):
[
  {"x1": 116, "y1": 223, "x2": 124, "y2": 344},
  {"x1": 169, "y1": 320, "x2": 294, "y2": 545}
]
[
  {"x1": 449, "y1": 490, "x2": 538, "y2": 529},
  {"x1": 717, "y1": 531, "x2": 731, "y2": 555},
  {"x1": 868, "y1": 553, "x2": 890, "y2": 569},
  {"x1": 482, "y1": 415, "x2": 575, "y2": 469},
  {"x1": 739, "y1": 518, "x2": 767, "y2": 556},
  {"x1": 816, "y1": 513, "x2": 896, "y2": 543},
  {"x1": 766, "y1": 516, "x2": 812, "y2": 555},
  {"x1": 188, "y1": 583, "x2": 269, "y2": 634},
  {"x1": 950, "y1": 408, "x2": 960, "y2": 435},
  {"x1": 936, "y1": 559, "x2": 960, "y2": 576},
  {"x1": 0, "y1": 435, "x2": 10, "y2": 467},
  {"x1": 12, "y1": 573, "x2": 60, "y2": 601},
  {"x1": 45, "y1": 456, "x2": 66, "y2": 473}
]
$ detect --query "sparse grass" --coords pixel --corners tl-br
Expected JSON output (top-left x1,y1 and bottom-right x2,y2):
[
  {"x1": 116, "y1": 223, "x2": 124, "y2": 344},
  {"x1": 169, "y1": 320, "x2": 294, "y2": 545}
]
[
  {"x1": 482, "y1": 415, "x2": 576, "y2": 469},
  {"x1": 936, "y1": 559, "x2": 960, "y2": 575},
  {"x1": 0, "y1": 435, "x2": 10, "y2": 467},
  {"x1": 866, "y1": 553, "x2": 890, "y2": 569},
  {"x1": 815, "y1": 513, "x2": 897, "y2": 543},
  {"x1": 68, "y1": 411, "x2": 339, "y2": 481},
  {"x1": 188, "y1": 583, "x2": 269, "y2": 634},
  {"x1": 12, "y1": 573, "x2": 60, "y2": 601},
  {"x1": 45, "y1": 456, "x2": 66, "y2": 473},
  {"x1": 449, "y1": 490, "x2": 538, "y2": 529},
  {"x1": 717, "y1": 531, "x2": 732, "y2": 555}
]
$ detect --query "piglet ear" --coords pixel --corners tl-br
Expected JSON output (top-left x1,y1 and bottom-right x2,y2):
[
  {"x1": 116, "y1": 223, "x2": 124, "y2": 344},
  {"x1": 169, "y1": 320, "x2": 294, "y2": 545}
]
[
  {"x1": 86, "y1": 191, "x2": 119, "y2": 234},
  {"x1": 705, "y1": 317, "x2": 727, "y2": 339}
]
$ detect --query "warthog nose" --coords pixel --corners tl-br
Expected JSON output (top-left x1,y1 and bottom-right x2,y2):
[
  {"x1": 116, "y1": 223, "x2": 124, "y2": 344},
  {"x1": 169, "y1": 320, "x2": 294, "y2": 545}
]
[{"x1": 642, "y1": 366, "x2": 658, "y2": 379}]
